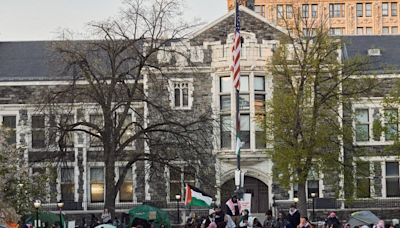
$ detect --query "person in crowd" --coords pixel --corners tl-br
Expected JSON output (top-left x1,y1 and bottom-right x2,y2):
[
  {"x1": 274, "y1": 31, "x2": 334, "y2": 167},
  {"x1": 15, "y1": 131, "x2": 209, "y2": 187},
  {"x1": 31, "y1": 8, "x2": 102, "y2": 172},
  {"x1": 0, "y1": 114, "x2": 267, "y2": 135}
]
[
  {"x1": 90, "y1": 214, "x2": 100, "y2": 228},
  {"x1": 239, "y1": 209, "x2": 250, "y2": 228},
  {"x1": 263, "y1": 210, "x2": 276, "y2": 228},
  {"x1": 225, "y1": 214, "x2": 236, "y2": 228},
  {"x1": 226, "y1": 195, "x2": 242, "y2": 226},
  {"x1": 253, "y1": 218, "x2": 263, "y2": 228},
  {"x1": 276, "y1": 212, "x2": 288, "y2": 228},
  {"x1": 324, "y1": 212, "x2": 340, "y2": 228},
  {"x1": 214, "y1": 206, "x2": 227, "y2": 228},
  {"x1": 101, "y1": 209, "x2": 112, "y2": 224},
  {"x1": 297, "y1": 217, "x2": 311, "y2": 228},
  {"x1": 375, "y1": 220, "x2": 385, "y2": 228},
  {"x1": 185, "y1": 212, "x2": 198, "y2": 228},
  {"x1": 202, "y1": 209, "x2": 216, "y2": 228},
  {"x1": 287, "y1": 205, "x2": 300, "y2": 228}
]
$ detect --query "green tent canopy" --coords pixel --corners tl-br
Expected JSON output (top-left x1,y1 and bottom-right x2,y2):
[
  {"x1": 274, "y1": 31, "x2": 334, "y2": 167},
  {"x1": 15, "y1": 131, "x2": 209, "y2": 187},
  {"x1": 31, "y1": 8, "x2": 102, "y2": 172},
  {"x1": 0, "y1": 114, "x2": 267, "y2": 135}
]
[
  {"x1": 24, "y1": 211, "x2": 66, "y2": 228},
  {"x1": 128, "y1": 205, "x2": 170, "y2": 228}
]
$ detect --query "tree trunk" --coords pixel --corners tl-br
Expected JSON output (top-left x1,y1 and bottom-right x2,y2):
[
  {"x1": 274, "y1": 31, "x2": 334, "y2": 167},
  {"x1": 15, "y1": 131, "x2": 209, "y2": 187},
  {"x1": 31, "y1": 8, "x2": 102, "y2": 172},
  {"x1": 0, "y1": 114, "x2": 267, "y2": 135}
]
[
  {"x1": 105, "y1": 154, "x2": 117, "y2": 216},
  {"x1": 297, "y1": 181, "x2": 308, "y2": 217}
]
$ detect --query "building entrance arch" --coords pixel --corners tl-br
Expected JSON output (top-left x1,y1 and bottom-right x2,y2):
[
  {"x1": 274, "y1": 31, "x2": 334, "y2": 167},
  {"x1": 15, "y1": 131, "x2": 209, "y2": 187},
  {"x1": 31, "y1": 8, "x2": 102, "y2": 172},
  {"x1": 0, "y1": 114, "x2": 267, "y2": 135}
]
[{"x1": 221, "y1": 176, "x2": 269, "y2": 213}]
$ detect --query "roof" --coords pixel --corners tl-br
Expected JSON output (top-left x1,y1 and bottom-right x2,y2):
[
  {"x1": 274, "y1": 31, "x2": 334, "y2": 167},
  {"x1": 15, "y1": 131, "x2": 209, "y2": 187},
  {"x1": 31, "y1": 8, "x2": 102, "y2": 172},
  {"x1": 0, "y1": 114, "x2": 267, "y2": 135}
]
[
  {"x1": 341, "y1": 35, "x2": 400, "y2": 73},
  {"x1": 0, "y1": 41, "x2": 70, "y2": 81}
]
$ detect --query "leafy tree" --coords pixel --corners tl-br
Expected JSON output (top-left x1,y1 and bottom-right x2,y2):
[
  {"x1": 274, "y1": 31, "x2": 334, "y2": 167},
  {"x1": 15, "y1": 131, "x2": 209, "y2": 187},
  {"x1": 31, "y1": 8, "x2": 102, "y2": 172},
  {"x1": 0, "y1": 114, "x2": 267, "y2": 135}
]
[
  {"x1": 37, "y1": 0, "x2": 213, "y2": 215},
  {"x1": 0, "y1": 127, "x2": 50, "y2": 216},
  {"x1": 263, "y1": 13, "x2": 377, "y2": 215}
]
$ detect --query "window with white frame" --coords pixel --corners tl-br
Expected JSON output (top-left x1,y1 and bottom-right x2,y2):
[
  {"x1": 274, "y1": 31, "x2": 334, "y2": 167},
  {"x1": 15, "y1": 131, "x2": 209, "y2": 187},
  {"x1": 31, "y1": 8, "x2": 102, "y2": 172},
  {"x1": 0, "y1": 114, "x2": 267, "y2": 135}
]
[
  {"x1": 356, "y1": 161, "x2": 371, "y2": 198},
  {"x1": 286, "y1": 5, "x2": 293, "y2": 19},
  {"x1": 311, "y1": 4, "x2": 318, "y2": 18},
  {"x1": 59, "y1": 114, "x2": 74, "y2": 148},
  {"x1": 357, "y1": 3, "x2": 363, "y2": 17},
  {"x1": 61, "y1": 168, "x2": 75, "y2": 202},
  {"x1": 169, "y1": 166, "x2": 195, "y2": 201},
  {"x1": 31, "y1": 115, "x2": 46, "y2": 148},
  {"x1": 392, "y1": 2, "x2": 398, "y2": 16},
  {"x1": 254, "y1": 5, "x2": 265, "y2": 16},
  {"x1": 1, "y1": 115, "x2": 16, "y2": 145},
  {"x1": 170, "y1": 80, "x2": 193, "y2": 109},
  {"x1": 118, "y1": 113, "x2": 134, "y2": 146},
  {"x1": 119, "y1": 167, "x2": 134, "y2": 202},
  {"x1": 383, "y1": 2, "x2": 389, "y2": 16},
  {"x1": 89, "y1": 114, "x2": 103, "y2": 146},
  {"x1": 385, "y1": 161, "x2": 400, "y2": 197},
  {"x1": 90, "y1": 167, "x2": 104, "y2": 203},
  {"x1": 218, "y1": 75, "x2": 267, "y2": 150},
  {"x1": 365, "y1": 3, "x2": 372, "y2": 17},
  {"x1": 277, "y1": 5, "x2": 284, "y2": 19},
  {"x1": 32, "y1": 167, "x2": 57, "y2": 203},
  {"x1": 384, "y1": 109, "x2": 398, "y2": 141},
  {"x1": 355, "y1": 109, "x2": 370, "y2": 142}
]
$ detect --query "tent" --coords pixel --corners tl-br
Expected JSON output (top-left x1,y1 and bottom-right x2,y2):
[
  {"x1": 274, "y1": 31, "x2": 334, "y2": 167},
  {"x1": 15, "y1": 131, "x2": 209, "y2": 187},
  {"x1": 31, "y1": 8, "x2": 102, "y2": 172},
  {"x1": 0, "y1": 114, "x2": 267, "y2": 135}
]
[
  {"x1": 347, "y1": 211, "x2": 380, "y2": 228},
  {"x1": 23, "y1": 211, "x2": 66, "y2": 228},
  {"x1": 128, "y1": 205, "x2": 170, "y2": 228}
]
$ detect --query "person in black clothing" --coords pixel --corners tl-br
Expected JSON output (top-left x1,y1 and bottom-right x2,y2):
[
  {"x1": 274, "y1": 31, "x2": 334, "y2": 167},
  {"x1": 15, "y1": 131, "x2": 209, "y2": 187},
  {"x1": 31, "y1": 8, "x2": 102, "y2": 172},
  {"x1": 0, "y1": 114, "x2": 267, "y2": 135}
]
[
  {"x1": 226, "y1": 195, "x2": 241, "y2": 226},
  {"x1": 287, "y1": 204, "x2": 300, "y2": 228},
  {"x1": 324, "y1": 212, "x2": 340, "y2": 228}
]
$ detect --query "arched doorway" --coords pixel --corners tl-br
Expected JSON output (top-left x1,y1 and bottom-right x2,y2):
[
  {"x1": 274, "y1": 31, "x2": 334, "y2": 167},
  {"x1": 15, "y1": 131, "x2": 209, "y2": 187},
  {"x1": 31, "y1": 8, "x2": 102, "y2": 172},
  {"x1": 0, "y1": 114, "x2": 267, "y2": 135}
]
[{"x1": 221, "y1": 176, "x2": 269, "y2": 213}]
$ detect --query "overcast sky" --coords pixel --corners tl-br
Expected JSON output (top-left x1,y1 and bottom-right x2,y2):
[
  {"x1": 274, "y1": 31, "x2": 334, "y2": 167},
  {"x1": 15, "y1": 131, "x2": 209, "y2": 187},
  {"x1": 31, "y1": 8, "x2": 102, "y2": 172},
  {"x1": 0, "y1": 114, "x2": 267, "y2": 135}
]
[{"x1": 0, "y1": 0, "x2": 227, "y2": 41}]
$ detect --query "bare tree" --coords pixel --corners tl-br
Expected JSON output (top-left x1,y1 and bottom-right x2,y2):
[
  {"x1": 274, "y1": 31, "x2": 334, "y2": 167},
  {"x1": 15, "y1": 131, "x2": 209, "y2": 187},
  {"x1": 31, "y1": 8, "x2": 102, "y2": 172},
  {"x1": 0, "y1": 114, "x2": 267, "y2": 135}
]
[{"x1": 37, "y1": 0, "x2": 214, "y2": 214}]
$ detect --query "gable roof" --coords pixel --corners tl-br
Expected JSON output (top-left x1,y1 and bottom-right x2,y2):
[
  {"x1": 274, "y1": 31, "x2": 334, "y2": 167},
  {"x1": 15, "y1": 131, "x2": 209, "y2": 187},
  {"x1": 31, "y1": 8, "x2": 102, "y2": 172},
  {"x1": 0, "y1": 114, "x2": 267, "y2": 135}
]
[
  {"x1": 190, "y1": 6, "x2": 286, "y2": 45},
  {"x1": 342, "y1": 35, "x2": 400, "y2": 73}
]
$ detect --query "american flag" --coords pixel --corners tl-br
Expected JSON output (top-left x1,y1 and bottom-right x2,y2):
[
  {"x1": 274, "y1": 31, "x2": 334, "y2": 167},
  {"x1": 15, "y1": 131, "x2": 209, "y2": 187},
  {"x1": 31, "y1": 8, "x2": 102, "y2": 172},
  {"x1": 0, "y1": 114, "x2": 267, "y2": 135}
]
[
  {"x1": 231, "y1": 0, "x2": 241, "y2": 156},
  {"x1": 231, "y1": 0, "x2": 241, "y2": 91}
]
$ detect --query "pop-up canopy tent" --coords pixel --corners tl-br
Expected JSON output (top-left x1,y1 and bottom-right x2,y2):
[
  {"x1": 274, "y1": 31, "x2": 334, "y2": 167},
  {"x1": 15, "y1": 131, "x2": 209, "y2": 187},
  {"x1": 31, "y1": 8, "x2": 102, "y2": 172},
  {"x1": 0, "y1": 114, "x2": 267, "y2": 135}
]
[
  {"x1": 128, "y1": 205, "x2": 170, "y2": 228},
  {"x1": 23, "y1": 211, "x2": 66, "y2": 228},
  {"x1": 347, "y1": 211, "x2": 380, "y2": 228}
]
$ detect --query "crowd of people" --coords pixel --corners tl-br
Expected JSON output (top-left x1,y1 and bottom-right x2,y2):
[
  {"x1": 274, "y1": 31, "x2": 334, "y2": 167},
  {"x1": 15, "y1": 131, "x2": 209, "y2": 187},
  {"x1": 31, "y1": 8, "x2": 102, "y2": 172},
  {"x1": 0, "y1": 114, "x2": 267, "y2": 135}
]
[{"x1": 184, "y1": 195, "x2": 399, "y2": 228}]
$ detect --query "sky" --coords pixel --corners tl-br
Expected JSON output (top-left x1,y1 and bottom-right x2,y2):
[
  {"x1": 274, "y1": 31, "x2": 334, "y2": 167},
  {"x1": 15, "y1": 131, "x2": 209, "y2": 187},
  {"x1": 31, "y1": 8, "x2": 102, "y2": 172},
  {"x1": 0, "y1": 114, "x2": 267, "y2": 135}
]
[{"x1": 0, "y1": 0, "x2": 227, "y2": 41}]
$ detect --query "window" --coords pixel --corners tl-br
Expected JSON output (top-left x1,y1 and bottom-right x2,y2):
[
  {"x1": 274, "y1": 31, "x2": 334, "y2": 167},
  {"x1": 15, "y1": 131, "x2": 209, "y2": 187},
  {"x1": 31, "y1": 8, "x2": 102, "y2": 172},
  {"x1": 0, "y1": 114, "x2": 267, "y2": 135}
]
[
  {"x1": 90, "y1": 167, "x2": 104, "y2": 202},
  {"x1": 277, "y1": 5, "x2": 284, "y2": 19},
  {"x1": 383, "y1": 3, "x2": 389, "y2": 16},
  {"x1": 119, "y1": 167, "x2": 133, "y2": 202},
  {"x1": 366, "y1": 27, "x2": 373, "y2": 34},
  {"x1": 286, "y1": 5, "x2": 293, "y2": 19},
  {"x1": 329, "y1": 3, "x2": 345, "y2": 17},
  {"x1": 384, "y1": 109, "x2": 398, "y2": 140},
  {"x1": 240, "y1": 115, "x2": 250, "y2": 149},
  {"x1": 89, "y1": 114, "x2": 103, "y2": 146},
  {"x1": 2, "y1": 115, "x2": 16, "y2": 145},
  {"x1": 32, "y1": 115, "x2": 45, "y2": 148},
  {"x1": 329, "y1": 27, "x2": 344, "y2": 35},
  {"x1": 255, "y1": 115, "x2": 266, "y2": 149},
  {"x1": 173, "y1": 82, "x2": 189, "y2": 108},
  {"x1": 118, "y1": 113, "x2": 133, "y2": 145},
  {"x1": 357, "y1": 3, "x2": 363, "y2": 17},
  {"x1": 392, "y1": 26, "x2": 398, "y2": 33},
  {"x1": 59, "y1": 114, "x2": 74, "y2": 147},
  {"x1": 386, "y1": 162, "x2": 400, "y2": 197},
  {"x1": 169, "y1": 166, "x2": 195, "y2": 201},
  {"x1": 366, "y1": 3, "x2": 372, "y2": 17},
  {"x1": 355, "y1": 109, "x2": 369, "y2": 142},
  {"x1": 61, "y1": 168, "x2": 75, "y2": 202},
  {"x1": 390, "y1": 3, "x2": 398, "y2": 16},
  {"x1": 356, "y1": 161, "x2": 371, "y2": 198},
  {"x1": 383, "y1": 26, "x2": 390, "y2": 34},
  {"x1": 311, "y1": 4, "x2": 318, "y2": 18},
  {"x1": 357, "y1": 27, "x2": 364, "y2": 34},
  {"x1": 220, "y1": 76, "x2": 231, "y2": 93},
  {"x1": 307, "y1": 180, "x2": 320, "y2": 198},
  {"x1": 254, "y1": 5, "x2": 265, "y2": 16},
  {"x1": 220, "y1": 115, "x2": 231, "y2": 149},
  {"x1": 302, "y1": 4, "x2": 309, "y2": 18}
]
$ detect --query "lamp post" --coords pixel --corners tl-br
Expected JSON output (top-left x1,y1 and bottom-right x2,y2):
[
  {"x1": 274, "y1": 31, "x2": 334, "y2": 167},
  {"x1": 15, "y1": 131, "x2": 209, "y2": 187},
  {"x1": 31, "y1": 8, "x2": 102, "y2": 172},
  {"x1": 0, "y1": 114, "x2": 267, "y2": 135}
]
[
  {"x1": 175, "y1": 194, "x2": 181, "y2": 224},
  {"x1": 33, "y1": 200, "x2": 41, "y2": 228},
  {"x1": 293, "y1": 197, "x2": 299, "y2": 205},
  {"x1": 310, "y1": 193, "x2": 316, "y2": 222},
  {"x1": 57, "y1": 200, "x2": 64, "y2": 228}
]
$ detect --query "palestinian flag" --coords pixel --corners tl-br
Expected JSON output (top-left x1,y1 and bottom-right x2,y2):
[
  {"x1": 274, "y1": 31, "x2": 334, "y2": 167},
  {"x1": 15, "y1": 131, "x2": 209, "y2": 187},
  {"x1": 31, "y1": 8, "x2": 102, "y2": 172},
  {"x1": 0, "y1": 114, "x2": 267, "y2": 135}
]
[{"x1": 184, "y1": 184, "x2": 213, "y2": 208}]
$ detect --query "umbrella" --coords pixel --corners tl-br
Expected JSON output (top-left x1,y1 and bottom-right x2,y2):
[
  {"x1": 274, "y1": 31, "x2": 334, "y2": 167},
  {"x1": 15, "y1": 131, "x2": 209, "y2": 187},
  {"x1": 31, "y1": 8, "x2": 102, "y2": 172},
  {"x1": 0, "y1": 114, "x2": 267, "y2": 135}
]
[
  {"x1": 347, "y1": 211, "x2": 380, "y2": 228},
  {"x1": 95, "y1": 224, "x2": 116, "y2": 228},
  {"x1": 23, "y1": 211, "x2": 66, "y2": 228},
  {"x1": 128, "y1": 205, "x2": 170, "y2": 228}
]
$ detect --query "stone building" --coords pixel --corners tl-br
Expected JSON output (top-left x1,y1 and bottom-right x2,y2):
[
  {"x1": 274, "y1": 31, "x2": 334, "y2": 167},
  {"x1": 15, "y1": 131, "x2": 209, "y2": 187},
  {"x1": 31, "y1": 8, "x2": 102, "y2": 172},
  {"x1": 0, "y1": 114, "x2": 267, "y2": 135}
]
[
  {"x1": 228, "y1": 0, "x2": 400, "y2": 35},
  {"x1": 0, "y1": 6, "x2": 400, "y2": 222}
]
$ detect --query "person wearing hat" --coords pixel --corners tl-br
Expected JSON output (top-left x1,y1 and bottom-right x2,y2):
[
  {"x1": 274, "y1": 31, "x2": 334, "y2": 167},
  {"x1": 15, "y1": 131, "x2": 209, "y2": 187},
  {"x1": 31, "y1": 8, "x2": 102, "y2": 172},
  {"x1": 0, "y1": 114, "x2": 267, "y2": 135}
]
[{"x1": 202, "y1": 209, "x2": 216, "y2": 228}]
